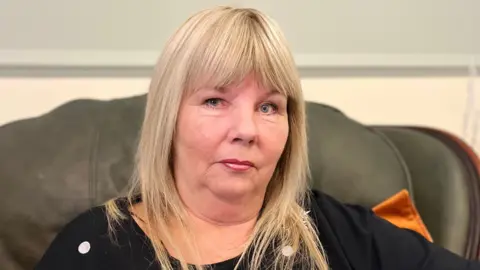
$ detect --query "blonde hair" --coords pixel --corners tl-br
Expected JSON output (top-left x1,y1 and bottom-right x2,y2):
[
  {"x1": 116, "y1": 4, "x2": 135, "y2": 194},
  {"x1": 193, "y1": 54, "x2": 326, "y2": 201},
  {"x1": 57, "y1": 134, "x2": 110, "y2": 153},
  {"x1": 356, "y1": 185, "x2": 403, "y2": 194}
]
[{"x1": 106, "y1": 6, "x2": 328, "y2": 270}]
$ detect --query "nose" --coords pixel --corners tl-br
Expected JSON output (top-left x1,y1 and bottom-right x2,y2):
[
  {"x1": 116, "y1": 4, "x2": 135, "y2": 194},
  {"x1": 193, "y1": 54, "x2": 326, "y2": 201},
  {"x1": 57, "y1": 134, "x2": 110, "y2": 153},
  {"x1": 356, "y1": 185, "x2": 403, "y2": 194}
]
[{"x1": 230, "y1": 110, "x2": 258, "y2": 146}]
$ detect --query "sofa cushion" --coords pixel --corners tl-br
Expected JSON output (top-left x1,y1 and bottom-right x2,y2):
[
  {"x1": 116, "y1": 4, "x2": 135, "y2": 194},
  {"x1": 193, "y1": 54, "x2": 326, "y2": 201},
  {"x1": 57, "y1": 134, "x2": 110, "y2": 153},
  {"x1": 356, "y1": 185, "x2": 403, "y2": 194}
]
[{"x1": 373, "y1": 189, "x2": 433, "y2": 242}]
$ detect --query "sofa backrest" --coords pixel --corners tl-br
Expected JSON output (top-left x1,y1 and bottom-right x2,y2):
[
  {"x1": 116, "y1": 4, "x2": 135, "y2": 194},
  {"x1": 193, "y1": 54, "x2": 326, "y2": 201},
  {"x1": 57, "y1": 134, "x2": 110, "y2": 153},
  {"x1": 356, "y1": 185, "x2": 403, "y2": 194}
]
[{"x1": 0, "y1": 95, "x2": 442, "y2": 269}]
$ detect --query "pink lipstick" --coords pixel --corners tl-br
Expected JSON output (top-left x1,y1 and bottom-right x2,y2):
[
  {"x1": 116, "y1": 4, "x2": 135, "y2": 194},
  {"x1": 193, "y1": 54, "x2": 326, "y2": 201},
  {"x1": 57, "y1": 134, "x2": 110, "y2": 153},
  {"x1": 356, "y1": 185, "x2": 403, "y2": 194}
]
[{"x1": 219, "y1": 159, "x2": 254, "y2": 171}]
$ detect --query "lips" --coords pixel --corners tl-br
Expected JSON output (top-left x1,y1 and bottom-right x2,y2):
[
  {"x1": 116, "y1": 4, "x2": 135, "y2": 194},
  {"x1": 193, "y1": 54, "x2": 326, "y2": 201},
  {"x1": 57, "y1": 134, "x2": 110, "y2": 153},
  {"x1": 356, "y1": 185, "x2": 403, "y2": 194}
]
[{"x1": 219, "y1": 159, "x2": 255, "y2": 171}]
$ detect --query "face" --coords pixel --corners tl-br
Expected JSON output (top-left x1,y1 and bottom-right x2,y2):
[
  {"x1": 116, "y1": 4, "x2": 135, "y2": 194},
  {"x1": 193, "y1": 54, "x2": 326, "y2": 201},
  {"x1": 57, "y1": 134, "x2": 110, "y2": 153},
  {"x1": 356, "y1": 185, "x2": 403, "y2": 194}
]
[{"x1": 173, "y1": 75, "x2": 289, "y2": 201}]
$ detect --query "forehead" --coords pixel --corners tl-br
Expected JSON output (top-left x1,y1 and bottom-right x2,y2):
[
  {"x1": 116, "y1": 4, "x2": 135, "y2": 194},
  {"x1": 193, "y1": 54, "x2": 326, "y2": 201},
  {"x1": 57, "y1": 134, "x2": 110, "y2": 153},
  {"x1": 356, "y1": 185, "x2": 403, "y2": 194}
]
[
  {"x1": 187, "y1": 71, "x2": 287, "y2": 100},
  {"x1": 230, "y1": 75, "x2": 267, "y2": 90},
  {"x1": 217, "y1": 74, "x2": 281, "y2": 95}
]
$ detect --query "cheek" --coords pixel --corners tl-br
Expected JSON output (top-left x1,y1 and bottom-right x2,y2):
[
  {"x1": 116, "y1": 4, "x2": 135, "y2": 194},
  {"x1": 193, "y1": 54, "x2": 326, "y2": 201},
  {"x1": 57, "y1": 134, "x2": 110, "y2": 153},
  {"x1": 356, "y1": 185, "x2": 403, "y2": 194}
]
[
  {"x1": 175, "y1": 108, "x2": 226, "y2": 157},
  {"x1": 261, "y1": 119, "x2": 289, "y2": 158}
]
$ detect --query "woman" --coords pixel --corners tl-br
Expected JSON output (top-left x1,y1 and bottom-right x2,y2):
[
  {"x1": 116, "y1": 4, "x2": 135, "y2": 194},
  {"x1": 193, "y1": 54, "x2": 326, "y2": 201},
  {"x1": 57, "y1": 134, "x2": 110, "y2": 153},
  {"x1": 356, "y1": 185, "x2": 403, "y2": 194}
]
[{"x1": 35, "y1": 6, "x2": 479, "y2": 270}]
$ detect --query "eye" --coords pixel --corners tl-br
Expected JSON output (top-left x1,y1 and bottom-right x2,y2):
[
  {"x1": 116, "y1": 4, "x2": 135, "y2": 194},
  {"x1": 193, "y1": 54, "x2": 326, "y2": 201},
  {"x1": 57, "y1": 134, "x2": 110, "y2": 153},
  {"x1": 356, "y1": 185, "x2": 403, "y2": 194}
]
[
  {"x1": 204, "y1": 98, "x2": 224, "y2": 108},
  {"x1": 259, "y1": 103, "x2": 278, "y2": 114}
]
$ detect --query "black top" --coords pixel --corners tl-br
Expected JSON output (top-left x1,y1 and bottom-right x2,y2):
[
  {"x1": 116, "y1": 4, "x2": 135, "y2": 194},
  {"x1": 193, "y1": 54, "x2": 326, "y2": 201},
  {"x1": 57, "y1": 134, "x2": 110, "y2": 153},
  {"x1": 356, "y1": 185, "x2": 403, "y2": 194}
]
[{"x1": 35, "y1": 190, "x2": 480, "y2": 269}]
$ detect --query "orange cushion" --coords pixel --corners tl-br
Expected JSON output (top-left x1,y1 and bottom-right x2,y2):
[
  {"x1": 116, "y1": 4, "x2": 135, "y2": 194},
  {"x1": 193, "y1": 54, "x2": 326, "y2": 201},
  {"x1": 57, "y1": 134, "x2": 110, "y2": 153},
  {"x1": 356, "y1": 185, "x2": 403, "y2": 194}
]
[{"x1": 372, "y1": 189, "x2": 433, "y2": 242}]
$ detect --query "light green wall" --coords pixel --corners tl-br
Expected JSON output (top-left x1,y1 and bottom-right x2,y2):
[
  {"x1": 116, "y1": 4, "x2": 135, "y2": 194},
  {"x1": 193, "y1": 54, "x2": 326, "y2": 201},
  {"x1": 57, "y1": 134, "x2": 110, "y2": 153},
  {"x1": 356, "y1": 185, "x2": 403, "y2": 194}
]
[{"x1": 0, "y1": 0, "x2": 479, "y2": 69}]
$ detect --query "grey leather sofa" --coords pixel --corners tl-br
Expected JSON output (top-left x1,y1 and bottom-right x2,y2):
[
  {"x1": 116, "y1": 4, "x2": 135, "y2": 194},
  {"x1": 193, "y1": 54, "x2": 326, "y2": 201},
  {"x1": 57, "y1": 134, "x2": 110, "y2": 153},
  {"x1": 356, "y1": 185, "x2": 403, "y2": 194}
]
[{"x1": 1, "y1": 94, "x2": 479, "y2": 270}]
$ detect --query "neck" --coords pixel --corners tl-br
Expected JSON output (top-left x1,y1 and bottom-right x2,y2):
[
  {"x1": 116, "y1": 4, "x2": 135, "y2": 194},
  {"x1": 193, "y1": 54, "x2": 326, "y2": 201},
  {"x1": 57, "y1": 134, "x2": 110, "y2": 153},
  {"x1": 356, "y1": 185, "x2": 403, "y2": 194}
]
[
  {"x1": 183, "y1": 204, "x2": 258, "y2": 247},
  {"x1": 176, "y1": 181, "x2": 265, "y2": 226},
  {"x1": 169, "y1": 185, "x2": 263, "y2": 264}
]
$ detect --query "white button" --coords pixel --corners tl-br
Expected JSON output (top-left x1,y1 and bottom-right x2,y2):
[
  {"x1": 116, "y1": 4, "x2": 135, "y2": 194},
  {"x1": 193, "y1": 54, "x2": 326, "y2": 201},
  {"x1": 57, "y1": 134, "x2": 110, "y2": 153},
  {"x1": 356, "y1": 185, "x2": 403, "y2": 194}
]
[
  {"x1": 281, "y1": 245, "x2": 294, "y2": 257},
  {"x1": 78, "y1": 241, "x2": 91, "y2": 254}
]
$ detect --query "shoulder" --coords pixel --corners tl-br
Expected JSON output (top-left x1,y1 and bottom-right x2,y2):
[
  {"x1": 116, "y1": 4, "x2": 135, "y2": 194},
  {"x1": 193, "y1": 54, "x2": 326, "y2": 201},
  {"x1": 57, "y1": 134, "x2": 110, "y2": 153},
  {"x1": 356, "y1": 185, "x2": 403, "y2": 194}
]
[
  {"x1": 34, "y1": 199, "x2": 135, "y2": 270},
  {"x1": 310, "y1": 191, "x2": 480, "y2": 270},
  {"x1": 308, "y1": 189, "x2": 374, "y2": 234},
  {"x1": 308, "y1": 190, "x2": 480, "y2": 270}
]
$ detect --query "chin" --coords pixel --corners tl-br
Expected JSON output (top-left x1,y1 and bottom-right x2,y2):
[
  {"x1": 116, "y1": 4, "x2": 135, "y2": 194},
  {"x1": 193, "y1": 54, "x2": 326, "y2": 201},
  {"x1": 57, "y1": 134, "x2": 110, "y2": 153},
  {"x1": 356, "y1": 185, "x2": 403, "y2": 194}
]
[{"x1": 209, "y1": 180, "x2": 257, "y2": 200}]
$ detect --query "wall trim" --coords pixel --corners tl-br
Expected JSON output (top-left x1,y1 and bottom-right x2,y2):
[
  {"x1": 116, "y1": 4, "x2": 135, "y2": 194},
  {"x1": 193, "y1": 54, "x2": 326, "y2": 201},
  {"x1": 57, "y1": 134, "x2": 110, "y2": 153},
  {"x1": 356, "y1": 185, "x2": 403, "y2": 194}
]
[
  {"x1": 1, "y1": 50, "x2": 479, "y2": 68},
  {"x1": 0, "y1": 50, "x2": 479, "y2": 77}
]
